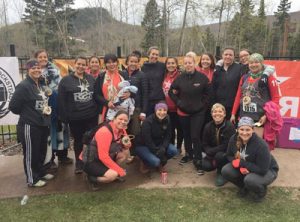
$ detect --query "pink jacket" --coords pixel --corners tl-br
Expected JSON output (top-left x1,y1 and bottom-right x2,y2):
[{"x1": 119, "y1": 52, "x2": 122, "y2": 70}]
[{"x1": 263, "y1": 101, "x2": 283, "y2": 150}]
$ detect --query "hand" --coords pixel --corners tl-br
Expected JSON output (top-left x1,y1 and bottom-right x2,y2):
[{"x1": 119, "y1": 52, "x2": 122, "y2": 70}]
[
  {"x1": 232, "y1": 159, "x2": 240, "y2": 168},
  {"x1": 120, "y1": 91, "x2": 130, "y2": 100},
  {"x1": 240, "y1": 167, "x2": 249, "y2": 175},
  {"x1": 108, "y1": 101, "x2": 115, "y2": 109},
  {"x1": 156, "y1": 148, "x2": 165, "y2": 159},
  {"x1": 230, "y1": 114, "x2": 236, "y2": 125},
  {"x1": 258, "y1": 115, "x2": 267, "y2": 126}
]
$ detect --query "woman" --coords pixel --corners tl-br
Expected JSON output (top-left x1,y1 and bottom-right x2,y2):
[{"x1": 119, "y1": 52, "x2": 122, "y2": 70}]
[
  {"x1": 82, "y1": 110, "x2": 131, "y2": 185},
  {"x1": 9, "y1": 60, "x2": 54, "y2": 187},
  {"x1": 239, "y1": 49, "x2": 251, "y2": 75},
  {"x1": 35, "y1": 49, "x2": 72, "y2": 168},
  {"x1": 94, "y1": 54, "x2": 128, "y2": 122},
  {"x1": 221, "y1": 116, "x2": 279, "y2": 202},
  {"x1": 135, "y1": 102, "x2": 177, "y2": 173},
  {"x1": 141, "y1": 46, "x2": 165, "y2": 116},
  {"x1": 58, "y1": 57, "x2": 98, "y2": 174},
  {"x1": 86, "y1": 56, "x2": 102, "y2": 79},
  {"x1": 230, "y1": 53, "x2": 280, "y2": 138},
  {"x1": 202, "y1": 103, "x2": 236, "y2": 186},
  {"x1": 169, "y1": 54, "x2": 211, "y2": 175},
  {"x1": 198, "y1": 53, "x2": 215, "y2": 83},
  {"x1": 162, "y1": 57, "x2": 183, "y2": 154},
  {"x1": 121, "y1": 53, "x2": 148, "y2": 161}
]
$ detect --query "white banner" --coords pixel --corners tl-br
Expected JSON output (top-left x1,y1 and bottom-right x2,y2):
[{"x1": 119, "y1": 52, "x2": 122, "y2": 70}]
[{"x1": 0, "y1": 57, "x2": 20, "y2": 125}]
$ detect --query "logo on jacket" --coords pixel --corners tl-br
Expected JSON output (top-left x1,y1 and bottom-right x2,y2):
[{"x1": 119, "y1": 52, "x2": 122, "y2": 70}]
[
  {"x1": 0, "y1": 68, "x2": 16, "y2": 118},
  {"x1": 193, "y1": 83, "x2": 201, "y2": 87}
]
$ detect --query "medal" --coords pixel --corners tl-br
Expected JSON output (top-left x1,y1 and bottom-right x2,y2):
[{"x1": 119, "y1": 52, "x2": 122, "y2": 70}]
[
  {"x1": 44, "y1": 86, "x2": 52, "y2": 96},
  {"x1": 242, "y1": 96, "x2": 251, "y2": 105},
  {"x1": 43, "y1": 104, "x2": 52, "y2": 115}
]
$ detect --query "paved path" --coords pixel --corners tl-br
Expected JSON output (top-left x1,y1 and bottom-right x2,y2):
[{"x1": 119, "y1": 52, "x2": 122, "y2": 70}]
[{"x1": 0, "y1": 148, "x2": 299, "y2": 199}]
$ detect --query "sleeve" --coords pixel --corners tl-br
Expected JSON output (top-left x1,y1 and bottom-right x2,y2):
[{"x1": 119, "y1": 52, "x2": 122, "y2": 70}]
[
  {"x1": 240, "y1": 141, "x2": 271, "y2": 175},
  {"x1": 211, "y1": 71, "x2": 219, "y2": 104},
  {"x1": 262, "y1": 65, "x2": 275, "y2": 77},
  {"x1": 202, "y1": 78, "x2": 212, "y2": 107},
  {"x1": 168, "y1": 77, "x2": 180, "y2": 105},
  {"x1": 226, "y1": 135, "x2": 237, "y2": 162},
  {"x1": 231, "y1": 78, "x2": 243, "y2": 115},
  {"x1": 9, "y1": 84, "x2": 25, "y2": 114},
  {"x1": 268, "y1": 75, "x2": 280, "y2": 106},
  {"x1": 95, "y1": 127, "x2": 125, "y2": 176},
  {"x1": 140, "y1": 72, "x2": 149, "y2": 114},
  {"x1": 141, "y1": 119, "x2": 157, "y2": 152},
  {"x1": 160, "y1": 118, "x2": 172, "y2": 149},
  {"x1": 128, "y1": 99, "x2": 135, "y2": 116},
  {"x1": 57, "y1": 78, "x2": 69, "y2": 123},
  {"x1": 94, "y1": 74, "x2": 109, "y2": 107}
]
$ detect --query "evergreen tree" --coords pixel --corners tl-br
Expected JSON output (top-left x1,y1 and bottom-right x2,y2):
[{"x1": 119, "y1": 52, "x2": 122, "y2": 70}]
[{"x1": 141, "y1": 0, "x2": 162, "y2": 53}]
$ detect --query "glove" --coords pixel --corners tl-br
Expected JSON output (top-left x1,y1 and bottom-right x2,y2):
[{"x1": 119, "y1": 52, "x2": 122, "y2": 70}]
[
  {"x1": 240, "y1": 167, "x2": 249, "y2": 175},
  {"x1": 232, "y1": 159, "x2": 240, "y2": 168}
]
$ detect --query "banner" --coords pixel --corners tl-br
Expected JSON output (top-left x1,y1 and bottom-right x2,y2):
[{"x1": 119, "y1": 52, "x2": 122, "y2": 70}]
[
  {"x1": 264, "y1": 60, "x2": 300, "y2": 119},
  {"x1": 0, "y1": 57, "x2": 20, "y2": 125}
]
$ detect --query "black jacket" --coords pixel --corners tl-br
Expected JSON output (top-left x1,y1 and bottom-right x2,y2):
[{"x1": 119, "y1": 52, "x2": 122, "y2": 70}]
[
  {"x1": 58, "y1": 73, "x2": 97, "y2": 122},
  {"x1": 202, "y1": 120, "x2": 236, "y2": 157},
  {"x1": 168, "y1": 71, "x2": 211, "y2": 114},
  {"x1": 121, "y1": 69, "x2": 148, "y2": 114},
  {"x1": 138, "y1": 114, "x2": 171, "y2": 153},
  {"x1": 212, "y1": 63, "x2": 242, "y2": 108},
  {"x1": 141, "y1": 61, "x2": 165, "y2": 102},
  {"x1": 9, "y1": 76, "x2": 50, "y2": 127},
  {"x1": 226, "y1": 133, "x2": 279, "y2": 175}
]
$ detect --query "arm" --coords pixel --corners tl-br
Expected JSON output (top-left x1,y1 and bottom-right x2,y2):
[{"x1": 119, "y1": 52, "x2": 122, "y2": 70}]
[
  {"x1": 160, "y1": 118, "x2": 172, "y2": 149},
  {"x1": 93, "y1": 74, "x2": 109, "y2": 107},
  {"x1": 9, "y1": 84, "x2": 25, "y2": 114},
  {"x1": 95, "y1": 128, "x2": 126, "y2": 176},
  {"x1": 226, "y1": 135, "x2": 237, "y2": 162},
  {"x1": 231, "y1": 78, "x2": 243, "y2": 116},
  {"x1": 140, "y1": 71, "x2": 149, "y2": 115},
  {"x1": 168, "y1": 77, "x2": 180, "y2": 105}
]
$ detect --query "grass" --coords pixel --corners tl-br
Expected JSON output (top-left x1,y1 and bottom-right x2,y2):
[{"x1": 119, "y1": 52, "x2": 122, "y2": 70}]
[{"x1": 0, "y1": 187, "x2": 300, "y2": 222}]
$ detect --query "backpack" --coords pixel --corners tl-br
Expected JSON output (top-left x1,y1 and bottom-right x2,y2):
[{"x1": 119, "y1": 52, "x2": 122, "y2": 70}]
[{"x1": 82, "y1": 122, "x2": 123, "y2": 164}]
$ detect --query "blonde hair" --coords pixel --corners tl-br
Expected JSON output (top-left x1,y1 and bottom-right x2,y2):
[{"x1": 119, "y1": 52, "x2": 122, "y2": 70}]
[
  {"x1": 185, "y1": 51, "x2": 197, "y2": 63},
  {"x1": 211, "y1": 103, "x2": 226, "y2": 114}
]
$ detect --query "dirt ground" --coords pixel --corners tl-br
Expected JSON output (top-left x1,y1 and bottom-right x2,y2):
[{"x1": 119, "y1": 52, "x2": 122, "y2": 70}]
[{"x1": 0, "y1": 148, "x2": 299, "y2": 199}]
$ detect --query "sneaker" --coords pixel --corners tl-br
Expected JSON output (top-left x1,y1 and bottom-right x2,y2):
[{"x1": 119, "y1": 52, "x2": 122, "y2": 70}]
[
  {"x1": 29, "y1": 180, "x2": 47, "y2": 187},
  {"x1": 86, "y1": 175, "x2": 101, "y2": 191},
  {"x1": 87, "y1": 175, "x2": 98, "y2": 184},
  {"x1": 179, "y1": 156, "x2": 193, "y2": 165},
  {"x1": 237, "y1": 187, "x2": 248, "y2": 198},
  {"x1": 42, "y1": 174, "x2": 55, "y2": 181},
  {"x1": 215, "y1": 173, "x2": 227, "y2": 186},
  {"x1": 59, "y1": 157, "x2": 73, "y2": 165},
  {"x1": 197, "y1": 169, "x2": 205, "y2": 176},
  {"x1": 252, "y1": 189, "x2": 267, "y2": 202}
]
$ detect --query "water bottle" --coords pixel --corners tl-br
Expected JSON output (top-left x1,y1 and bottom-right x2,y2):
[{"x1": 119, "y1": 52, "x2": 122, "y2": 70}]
[{"x1": 20, "y1": 195, "x2": 29, "y2": 205}]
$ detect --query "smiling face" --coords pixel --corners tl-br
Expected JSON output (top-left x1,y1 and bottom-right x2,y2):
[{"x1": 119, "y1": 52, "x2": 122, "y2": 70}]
[
  {"x1": 74, "y1": 58, "x2": 87, "y2": 75},
  {"x1": 249, "y1": 60, "x2": 263, "y2": 74},
  {"x1": 239, "y1": 50, "x2": 250, "y2": 65},
  {"x1": 127, "y1": 56, "x2": 139, "y2": 72},
  {"x1": 89, "y1": 57, "x2": 100, "y2": 72},
  {"x1": 113, "y1": 113, "x2": 129, "y2": 130},
  {"x1": 238, "y1": 125, "x2": 254, "y2": 143},
  {"x1": 155, "y1": 108, "x2": 168, "y2": 120},
  {"x1": 105, "y1": 59, "x2": 118, "y2": 72},
  {"x1": 28, "y1": 65, "x2": 42, "y2": 81},
  {"x1": 184, "y1": 56, "x2": 195, "y2": 73},
  {"x1": 222, "y1": 49, "x2": 235, "y2": 66},
  {"x1": 211, "y1": 107, "x2": 226, "y2": 124},
  {"x1": 166, "y1": 58, "x2": 177, "y2": 72},
  {"x1": 148, "y1": 49, "x2": 159, "y2": 63},
  {"x1": 200, "y1": 54, "x2": 212, "y2": 70},
  {"x1": 37, "y1": 51, "x2": 48, "y2": 68}
]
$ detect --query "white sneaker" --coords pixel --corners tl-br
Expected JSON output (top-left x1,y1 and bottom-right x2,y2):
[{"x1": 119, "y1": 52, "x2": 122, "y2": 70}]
[
  {"x1": 30, "y1": 180, "x2": 47, "y2": 187},
  {"x1": 42, "y1": 174, "x2": 55, "y2": 180}
]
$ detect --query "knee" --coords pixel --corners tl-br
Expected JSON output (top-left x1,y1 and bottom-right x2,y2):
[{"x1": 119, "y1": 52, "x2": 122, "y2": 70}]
[
  {"x1": 167, "y1": 144, "x2": 178, "y2": 158},
  {"x1": 221, "y1": 163, "x2": 236, "y2": 179},
  {"x1": 244, "y1": 174, "x2": 260, "y2": 189},
  {"x1": 150, "y1": 157, "x2": 161, "y2": 168}
]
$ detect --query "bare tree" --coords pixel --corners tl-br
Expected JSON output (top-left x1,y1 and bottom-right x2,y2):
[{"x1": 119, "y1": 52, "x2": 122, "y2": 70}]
[{"x1": 178, "y1": 0, "x2": 190, "y2": 55}]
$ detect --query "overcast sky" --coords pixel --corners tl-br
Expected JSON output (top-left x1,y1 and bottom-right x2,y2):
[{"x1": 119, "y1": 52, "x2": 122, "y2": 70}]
[{"x1": 3, "y1": 0, "x2": 300, "y2": 25}]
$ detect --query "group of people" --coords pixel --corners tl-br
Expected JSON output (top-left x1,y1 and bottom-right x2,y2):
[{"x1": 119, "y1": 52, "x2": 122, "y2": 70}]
[{"x1": 9, "y1": 46, "x2": 282, "y2": 202}]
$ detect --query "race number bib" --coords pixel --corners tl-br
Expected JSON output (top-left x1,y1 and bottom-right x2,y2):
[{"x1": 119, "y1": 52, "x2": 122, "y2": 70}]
[{"x1": 243, "y1": 102, "x2": 257, "y2": 112}]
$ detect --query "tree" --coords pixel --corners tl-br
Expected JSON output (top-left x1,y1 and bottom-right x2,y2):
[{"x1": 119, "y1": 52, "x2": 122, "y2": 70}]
[
  {"x1": 141, "y1": 0, "x2": 162, "y2": 53},
  {"x1": 177, "y1": 0, "x2": 190, "y2": 55}
]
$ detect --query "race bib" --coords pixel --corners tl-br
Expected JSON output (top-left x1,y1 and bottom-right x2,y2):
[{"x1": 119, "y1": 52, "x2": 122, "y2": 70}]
[{"x1": 243, "y1": 102, "x2": 257, "y2": 112}]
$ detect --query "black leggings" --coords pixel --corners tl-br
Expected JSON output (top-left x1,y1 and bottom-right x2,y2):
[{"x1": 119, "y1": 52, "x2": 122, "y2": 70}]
[
  {"x1": 169, "y1": 111, "x2": 183, "y2": 150},
  {"x1": 69, "y1": 116, "x2": 98, "y2": 162}
]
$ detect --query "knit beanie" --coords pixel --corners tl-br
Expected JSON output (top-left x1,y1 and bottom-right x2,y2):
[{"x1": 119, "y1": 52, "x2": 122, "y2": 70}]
[
  {"x1": 155, "y1": 102, "x2": 168, "y2": 111},
  {"x1": 238, "y1": 116, "x2": 254, "y2": 128},
  {"x1": 249, "y1": 53, "x2": 264, "y2": 64}
]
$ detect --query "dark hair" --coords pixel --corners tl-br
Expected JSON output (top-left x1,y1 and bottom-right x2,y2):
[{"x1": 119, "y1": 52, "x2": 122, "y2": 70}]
[
  {"x1": 89, "y1": 56, "x2": 101, "y2": 64},
  {"x1": 222, "y1": 47, "x2": 235, "y2": 56},
  {"x1": 34, "y1": 49, "x2": 48, "y2": 59},
  {"x1": 75, "y1": 56, "x2": 88, "y2": 65},
  {"x1": 165, "y1": 57, "x2": 179, "y2": 71},
  {"x1": 125, "y1": 53, "x2": 140, "y2": 65},
  {"x1": 114, "y1": 110, "x2": 129, "y2": 119},
  {"x1": 132, "y1": 50, "x2": 142, "y2": 59},
  {"x1": 104, "y1": 53, "x2": 118, "y2": 64},
  {"x1": 239, "y1": 49, "x2": 251, "y2": 55},
  {"x1": 199, "y1": 53, "x2": 215, "y2": 69}
]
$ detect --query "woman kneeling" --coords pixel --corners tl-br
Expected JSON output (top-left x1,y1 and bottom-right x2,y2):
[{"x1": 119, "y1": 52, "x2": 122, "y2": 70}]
[
  {"x1": 221, "y1": 116, "x2": 279, "y2": 202},
  {"x1": 82, "y1": 111, "x2": 131, "y2": 185},
  {"x1": 136, "y1": 101, "x2": 177, "y2": 173}
]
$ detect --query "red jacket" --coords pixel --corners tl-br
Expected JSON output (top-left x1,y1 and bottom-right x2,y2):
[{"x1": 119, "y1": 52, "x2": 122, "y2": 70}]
[{"x1": 162, "y1": 70, "x2": 180, "y2": 112}]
